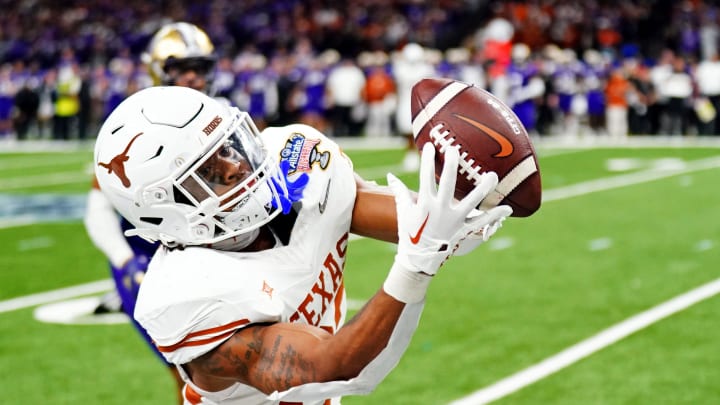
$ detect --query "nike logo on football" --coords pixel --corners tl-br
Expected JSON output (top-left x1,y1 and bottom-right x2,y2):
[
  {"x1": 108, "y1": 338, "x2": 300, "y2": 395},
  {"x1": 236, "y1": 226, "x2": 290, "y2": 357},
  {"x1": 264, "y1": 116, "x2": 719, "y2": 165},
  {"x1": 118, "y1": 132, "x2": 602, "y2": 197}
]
[
  {"x1": 453, "y1": 114, "x2": 514, "y2": 158},
  {"x1": 318, "y1": 178, "x2": 331, "y2": 214},
  {"x1": 409, "y1": 213, "x2": 430, "y2": 244}
]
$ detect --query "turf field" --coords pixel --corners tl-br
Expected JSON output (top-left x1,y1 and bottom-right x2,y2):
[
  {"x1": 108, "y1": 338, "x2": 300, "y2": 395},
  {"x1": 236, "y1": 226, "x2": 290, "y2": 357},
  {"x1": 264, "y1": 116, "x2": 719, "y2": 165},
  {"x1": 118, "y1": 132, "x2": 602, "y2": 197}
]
[{"x1": 1, "y1": 136, "x2": 720, "y2": 404}]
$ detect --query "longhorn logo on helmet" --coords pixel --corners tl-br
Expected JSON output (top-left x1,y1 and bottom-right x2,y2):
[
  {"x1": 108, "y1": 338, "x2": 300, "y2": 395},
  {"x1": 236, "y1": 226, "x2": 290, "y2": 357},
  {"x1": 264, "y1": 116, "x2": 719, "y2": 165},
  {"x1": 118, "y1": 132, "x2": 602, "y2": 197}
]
[{"x1": 97, "y1": 132, "x2": 144, "y2": 188}]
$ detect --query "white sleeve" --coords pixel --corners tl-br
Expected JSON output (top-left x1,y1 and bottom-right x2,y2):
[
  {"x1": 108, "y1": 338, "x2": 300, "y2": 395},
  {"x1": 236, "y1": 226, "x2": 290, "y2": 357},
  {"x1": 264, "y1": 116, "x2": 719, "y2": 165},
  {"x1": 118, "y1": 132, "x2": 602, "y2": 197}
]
[
  {"x1": 267, "y1": 301, "x2": 424, "y2": 402},
  {"x1": 83, "y1": 188, "x2": 134, "y2": 268},
  {"x1": 134, "y1": 247, "x2": 285, "y2": 365}
]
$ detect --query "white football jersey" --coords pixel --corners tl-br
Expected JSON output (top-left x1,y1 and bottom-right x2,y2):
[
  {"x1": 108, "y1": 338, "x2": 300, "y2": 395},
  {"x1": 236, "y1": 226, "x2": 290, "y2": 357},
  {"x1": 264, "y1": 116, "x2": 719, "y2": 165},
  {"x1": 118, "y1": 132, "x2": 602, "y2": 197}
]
[{"x1": 134, "y1": 124, "x2": 356, "y2": 405}]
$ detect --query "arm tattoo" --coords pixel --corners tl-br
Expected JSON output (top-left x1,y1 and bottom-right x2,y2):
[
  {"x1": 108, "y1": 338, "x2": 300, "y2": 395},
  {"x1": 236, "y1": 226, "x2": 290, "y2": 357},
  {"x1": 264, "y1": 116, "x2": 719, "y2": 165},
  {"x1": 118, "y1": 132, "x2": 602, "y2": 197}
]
[
  {"x1": 195, "y1": 326, "x2": 321, "y2": 392},
  {"x1": 255, "y1": 334, "x2": 317, "y2": 391}
]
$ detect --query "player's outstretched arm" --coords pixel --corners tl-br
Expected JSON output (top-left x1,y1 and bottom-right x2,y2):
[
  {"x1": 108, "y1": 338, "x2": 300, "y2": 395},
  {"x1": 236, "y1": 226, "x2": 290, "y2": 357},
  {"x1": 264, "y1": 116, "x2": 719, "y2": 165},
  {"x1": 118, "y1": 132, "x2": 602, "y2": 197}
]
[
  {"x1": 186, "y1": 290, "x2": 405, "y2": 394},
  {"x1": 185, "y1": 144, "x2": 512, "y2": 402}
]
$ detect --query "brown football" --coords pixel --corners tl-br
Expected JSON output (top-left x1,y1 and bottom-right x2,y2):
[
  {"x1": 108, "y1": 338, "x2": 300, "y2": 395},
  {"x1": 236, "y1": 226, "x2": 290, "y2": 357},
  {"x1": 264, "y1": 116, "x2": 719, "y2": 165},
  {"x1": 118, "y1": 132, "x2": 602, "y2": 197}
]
[{"x1": 411, "y1": 77, "x2": 541, "y2": 217}]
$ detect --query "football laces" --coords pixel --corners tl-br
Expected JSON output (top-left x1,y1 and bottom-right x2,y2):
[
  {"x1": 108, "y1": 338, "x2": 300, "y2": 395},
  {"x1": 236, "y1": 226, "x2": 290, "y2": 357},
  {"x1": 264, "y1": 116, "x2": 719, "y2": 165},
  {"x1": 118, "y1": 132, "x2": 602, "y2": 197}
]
[{"x1": 428, "y1": 123, "x2": 483, "y2": 185}]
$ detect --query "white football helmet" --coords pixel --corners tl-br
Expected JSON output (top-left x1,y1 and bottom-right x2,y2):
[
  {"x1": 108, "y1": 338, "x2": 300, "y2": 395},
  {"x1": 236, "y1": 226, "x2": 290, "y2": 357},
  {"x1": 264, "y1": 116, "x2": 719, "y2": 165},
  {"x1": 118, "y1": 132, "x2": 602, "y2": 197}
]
[
  {"x1": 402, "y1": 42, "x2": 425, "y2": 63},
  {"x1": 511, "y1": 43, "x2": 530, "y2": 63},
  {"x1": 94, "y1": 86, "x2": 286, "y2": 249},
  {"x1": 142, "y1": 22, "x2": 216, "y2": 89}
]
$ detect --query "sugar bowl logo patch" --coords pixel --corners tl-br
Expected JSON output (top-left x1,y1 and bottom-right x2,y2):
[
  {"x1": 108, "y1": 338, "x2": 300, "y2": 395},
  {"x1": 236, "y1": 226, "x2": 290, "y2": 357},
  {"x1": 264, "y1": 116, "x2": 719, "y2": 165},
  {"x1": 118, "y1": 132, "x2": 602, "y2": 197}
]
[{"x1": 280, "y1": 133, "x2": 331, "y2": 174}]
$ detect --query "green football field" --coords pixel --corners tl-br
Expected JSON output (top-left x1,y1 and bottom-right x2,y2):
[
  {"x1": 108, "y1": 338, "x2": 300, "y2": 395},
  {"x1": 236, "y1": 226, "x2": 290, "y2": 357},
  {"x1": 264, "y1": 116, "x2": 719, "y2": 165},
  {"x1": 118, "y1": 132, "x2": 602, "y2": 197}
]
[{"x1": 1, "y1": 137, "x2": 720, "y2": 404}]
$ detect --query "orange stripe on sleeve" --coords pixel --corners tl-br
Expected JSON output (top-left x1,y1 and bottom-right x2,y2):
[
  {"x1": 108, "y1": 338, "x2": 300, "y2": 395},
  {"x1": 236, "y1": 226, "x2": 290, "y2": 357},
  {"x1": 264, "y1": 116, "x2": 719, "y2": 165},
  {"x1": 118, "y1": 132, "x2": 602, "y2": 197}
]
[
  {"x1": 156, "y1": 318, "x2": 250, "y2": 353},
  {"x1": 183, "y1": 318, "x2": 251, "y2": 340}
]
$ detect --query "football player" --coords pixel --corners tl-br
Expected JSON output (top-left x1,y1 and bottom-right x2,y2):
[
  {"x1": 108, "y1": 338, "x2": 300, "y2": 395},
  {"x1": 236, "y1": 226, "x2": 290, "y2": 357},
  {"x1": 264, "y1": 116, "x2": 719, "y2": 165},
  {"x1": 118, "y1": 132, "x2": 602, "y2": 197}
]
[
  {"x1": 93, "y1": 85, "x2": 512, "y2": 404},
  {"x1": 83, "y1": 22, "x2": 217, "y2": 403},
  {"x1": 143, "y1": 22, "x2": 217, "y2": 93}
]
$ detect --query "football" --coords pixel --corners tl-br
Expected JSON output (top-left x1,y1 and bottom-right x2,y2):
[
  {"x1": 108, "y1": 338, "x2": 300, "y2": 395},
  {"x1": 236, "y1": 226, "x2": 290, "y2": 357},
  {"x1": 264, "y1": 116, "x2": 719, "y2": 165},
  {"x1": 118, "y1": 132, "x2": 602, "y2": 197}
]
[{"x1": 411, "y1": 77, "x2": 541, "y2": 217}]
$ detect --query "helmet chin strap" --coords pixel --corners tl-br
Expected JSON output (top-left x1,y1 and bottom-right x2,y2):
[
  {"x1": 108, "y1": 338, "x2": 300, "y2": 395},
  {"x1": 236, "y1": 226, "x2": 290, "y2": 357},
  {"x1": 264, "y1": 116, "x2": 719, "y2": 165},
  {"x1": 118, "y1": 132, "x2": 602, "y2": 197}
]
[
  {"x1": 211, "y1": 182, "x2": 275, "y2": 251},
  {"x1": 210, "y1": 227, "x2": 260, "y2": 251}
]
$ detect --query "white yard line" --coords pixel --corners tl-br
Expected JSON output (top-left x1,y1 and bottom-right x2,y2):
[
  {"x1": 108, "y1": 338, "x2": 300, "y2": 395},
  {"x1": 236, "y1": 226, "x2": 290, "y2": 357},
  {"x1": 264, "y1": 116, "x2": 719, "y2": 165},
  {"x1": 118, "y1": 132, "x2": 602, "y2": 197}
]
[
  {"x1": 0, "y1": 172, "x2": 90, "y2": 190},
  {"x1": 0, "y1": 280, "x2": 113, "y2": 313},
  {"x1": 0, "y1": 216, "x2": 38, "y2": 229},
  {"x1": 0, "y1": 155, "x2": 90, "y2": 171},
  {"x1": 449, "y1": 278, "x2": 720, "y2": 405},
  {"x1": 543, "y1": 155, "x2": 720, "y2": 202}
]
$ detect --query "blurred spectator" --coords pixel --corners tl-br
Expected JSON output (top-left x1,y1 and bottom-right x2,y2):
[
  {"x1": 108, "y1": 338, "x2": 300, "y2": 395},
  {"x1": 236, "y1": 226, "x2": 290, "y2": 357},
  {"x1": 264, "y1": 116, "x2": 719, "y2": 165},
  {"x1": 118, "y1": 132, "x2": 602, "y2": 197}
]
[
  {"x1": 582, "y1": 49, "x2": 608, "y2": 136},
  {"x1": 605, "y1": 67, "x2": 631, "y2": 139},
  {"x1": 649, "y1": 49, "x2": 675, "y2": 134},
  {"x1": 453, "y1": 48, "x2": 487, "y2": 89},
  {"x1": 553, "y1": 49, "x2": 584, "y2": 136},
  {"x1": 476, "y1": 3, "x2": 514, "y2": 79},
  {"x1": 292, "y1": 53, "x2": 331, "y2": 134},
  {"x1": 361, "y1": 52, "x2": 396, "y2": 138},
  {"x1": 212, "y1": 56, "x2": 236, "y2": 100},
  {"x1": 699, "y1": 12, "x2": 719, "y2": 62},
  {"x1": 13, "y1": 72, "x2": 40, "y2": 140},
  {"x1": 596, "y1": 17, "x2": 623, "y2": 54},
  {"x1": 233, "y1": 53, "x2": 277, "y2": 131},
  {"x1": 36, "y1": 69, "x2": 56, "y2": 139},
  {"x1": 507, "y1": 43, "x2": 545, "y2": 136},
  {"x1": 52, "y1": 62, "x2": 81, "y2": 140},
  {"x1": 103, "y1": 51, "x2": 134, "y2": 120},
  {"x1": 0, "y1": 64, "x2": 17, "y2": 137},
  {"x1": 88, "y1": 65, "x2": 110, "y2": 137},
  {"x1": 626, "y1": 62, "x2": 654, "y2": 135},
  {"x1": 77, "y1": 66, "x2": 93, "y2": 140},
  {"x1": 326, "y1": 54, "x2": 367, "y2": 137},
  {"x1": 677, "y1": 16, "x2": 700, "y2": 58},
  {"x1": 664, "y1": 56, "x2": 694, "y2": 136},
  {"x1": 268, "y1": 52, "x2": 303, "y2": 127},
  {"x1": 694, "y1": 53, "x2": 720, "y2": 135},
  {"x1": 536, "y1": 44, "x2": 562, "y2": 135}
]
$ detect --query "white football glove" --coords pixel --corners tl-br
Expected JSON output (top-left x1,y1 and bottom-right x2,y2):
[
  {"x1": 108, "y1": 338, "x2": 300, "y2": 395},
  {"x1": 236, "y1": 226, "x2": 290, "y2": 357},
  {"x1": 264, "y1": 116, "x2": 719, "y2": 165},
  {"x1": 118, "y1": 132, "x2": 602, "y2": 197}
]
[
  {"x1": 452, "y1": 207, "x2": 508, "y2": 256},
  {"x1": 387, "y1": 143, "x2": 513, "y2": 276}
]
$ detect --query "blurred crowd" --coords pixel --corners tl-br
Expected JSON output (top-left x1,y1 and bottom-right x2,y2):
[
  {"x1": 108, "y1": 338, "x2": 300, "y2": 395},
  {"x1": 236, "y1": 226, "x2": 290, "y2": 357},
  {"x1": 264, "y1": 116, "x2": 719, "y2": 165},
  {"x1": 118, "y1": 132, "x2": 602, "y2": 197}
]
[{"x1": 2, "y1": 0, "x2": 720, "y2": 141}]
